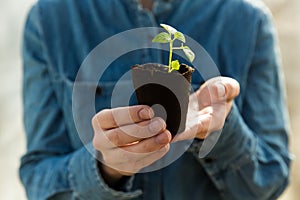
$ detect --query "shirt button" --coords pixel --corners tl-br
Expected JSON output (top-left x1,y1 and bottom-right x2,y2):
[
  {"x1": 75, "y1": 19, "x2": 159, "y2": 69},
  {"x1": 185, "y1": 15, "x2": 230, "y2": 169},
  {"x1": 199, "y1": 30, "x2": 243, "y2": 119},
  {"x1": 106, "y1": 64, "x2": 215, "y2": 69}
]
[{"x1": 96, "y1": 86, "x2": 102, "y2": 95}]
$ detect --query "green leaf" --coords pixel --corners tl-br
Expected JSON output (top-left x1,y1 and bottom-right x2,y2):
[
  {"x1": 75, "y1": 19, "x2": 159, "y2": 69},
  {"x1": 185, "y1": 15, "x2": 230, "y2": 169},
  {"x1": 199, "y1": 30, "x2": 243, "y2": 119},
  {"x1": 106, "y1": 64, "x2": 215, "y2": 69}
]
[
  {"x1": 160, "y1": 24, "x2": 177, "y2": 34},
  {"x1": 152, "y1": 32, "x2": 171, "y2": 43},
  {"x1": 174, "y1": 31, "x2": 186, "y2": 43},
  {"x1": 182, "y1": 46, "x2": 195, "y2": 62},
  {"x1": 171, "y1": 60, "x2": 180, "y2": 72}
]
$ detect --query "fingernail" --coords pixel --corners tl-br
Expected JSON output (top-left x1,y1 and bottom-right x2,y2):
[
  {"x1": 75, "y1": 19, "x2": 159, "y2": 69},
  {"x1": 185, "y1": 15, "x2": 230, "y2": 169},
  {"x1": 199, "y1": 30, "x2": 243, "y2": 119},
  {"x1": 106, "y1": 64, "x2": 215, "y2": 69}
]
[
  {"x1": 149, "y1": 119, "x2": 163, "y2": 133},
  {"x1": 155, "y1": 132, "x2": 170, "y2": 145},
  {"x1": 139, "y1": 108, "x2": 154, "y2": 119},
  {"x1": 216, "y1": 83, "x2": 225, "y2": 97}
]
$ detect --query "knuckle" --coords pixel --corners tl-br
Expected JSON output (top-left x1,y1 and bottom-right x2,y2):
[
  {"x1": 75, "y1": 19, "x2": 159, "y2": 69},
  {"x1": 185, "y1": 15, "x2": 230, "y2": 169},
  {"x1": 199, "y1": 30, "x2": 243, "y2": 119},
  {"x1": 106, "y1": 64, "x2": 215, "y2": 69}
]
[
  {"x1": 225, "y1": 83, "x2": 234, "y2": 97},
  {"x1": 225, "y1": 79, "x2": 240, "y2": 99},
  {"x1": 134, "y1": 124, "x2": 148, "y2": 138},
  {"x1": 92, "y1": 109, "x2": 111, "y2": 128},
  {"x1": 147, "y1": 117, "x2": 166, "y2": 135},
  {"x1": 95, "y1": 109, "x2": 109, "y2": 119},
  {"x1": 100, "y1": 108, "x2": 111, "y2": 115},
  {"x1": 92, "y1": 132, "x2": 102, "y2": 150},
  {"x1": 155, "y1": 117, "x2": 166, "y2": 128},
  {"x1": 233, "y1": 81, "x2": 240, "y2": 96},
  {"x1": 91, "y1": 115, "x2": 100, "y2": 130},
  {"x1": 107, "y1": 130, "x2": 121, "y2": 147}
]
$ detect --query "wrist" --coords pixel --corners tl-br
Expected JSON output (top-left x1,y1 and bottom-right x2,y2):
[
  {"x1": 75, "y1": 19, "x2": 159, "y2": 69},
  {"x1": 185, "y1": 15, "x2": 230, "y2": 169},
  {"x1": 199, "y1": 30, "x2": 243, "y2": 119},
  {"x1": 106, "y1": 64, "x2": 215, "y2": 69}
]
[
  {"x1": 97, "y1": 161, "x2": 135, "y2": 190},
  {"x1": 98, "y1": 161, "x2": 123, "y2": 185}
]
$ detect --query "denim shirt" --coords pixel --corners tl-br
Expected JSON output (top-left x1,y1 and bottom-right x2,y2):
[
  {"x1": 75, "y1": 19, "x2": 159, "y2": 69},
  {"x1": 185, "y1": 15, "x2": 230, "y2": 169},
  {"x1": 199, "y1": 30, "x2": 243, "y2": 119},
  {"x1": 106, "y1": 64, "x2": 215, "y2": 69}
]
[{"x1": 20, "y1": 0, "x2": 291, "y2": 199}]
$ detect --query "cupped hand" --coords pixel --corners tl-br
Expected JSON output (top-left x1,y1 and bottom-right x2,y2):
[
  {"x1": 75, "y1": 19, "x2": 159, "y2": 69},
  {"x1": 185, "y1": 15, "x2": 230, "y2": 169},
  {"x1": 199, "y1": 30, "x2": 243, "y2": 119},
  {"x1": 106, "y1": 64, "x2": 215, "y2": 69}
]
[
  {"x1": 173, "y1": 77, "x2": 240, "y2": 142},
  {"x1": 92, "y1": 105, "x2": 171, "y2": 184}
]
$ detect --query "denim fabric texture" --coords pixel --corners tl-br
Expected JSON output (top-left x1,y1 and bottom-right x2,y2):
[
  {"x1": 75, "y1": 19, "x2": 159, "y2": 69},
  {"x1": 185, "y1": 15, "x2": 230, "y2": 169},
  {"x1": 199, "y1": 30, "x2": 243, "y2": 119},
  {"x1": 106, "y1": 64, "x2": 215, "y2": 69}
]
[{"x1": 20, "y1": 0, "x2": 291, "y2": 199}]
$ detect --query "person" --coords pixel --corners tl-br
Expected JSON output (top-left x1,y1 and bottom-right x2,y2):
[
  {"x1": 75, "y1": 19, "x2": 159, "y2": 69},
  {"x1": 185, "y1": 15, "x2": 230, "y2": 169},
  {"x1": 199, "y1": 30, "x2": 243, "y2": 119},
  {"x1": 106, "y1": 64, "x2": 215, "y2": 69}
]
[{"x1": 19, "y1": 0, "x2": 292, "y2": 199}]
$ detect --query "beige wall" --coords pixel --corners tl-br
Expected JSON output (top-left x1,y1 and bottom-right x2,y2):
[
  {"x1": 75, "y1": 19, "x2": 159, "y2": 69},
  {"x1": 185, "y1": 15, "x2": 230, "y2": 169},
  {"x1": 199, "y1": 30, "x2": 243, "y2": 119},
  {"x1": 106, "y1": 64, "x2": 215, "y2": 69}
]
[
  {"x1": 267, "y1": 0, "x2": 300, "y2": 199},
  {"x1": 0, "y1": 0, "x2": 298, "y2": 199},
  {"x1": 0, "y1": 1, "x2": 36, "y2": 199}
]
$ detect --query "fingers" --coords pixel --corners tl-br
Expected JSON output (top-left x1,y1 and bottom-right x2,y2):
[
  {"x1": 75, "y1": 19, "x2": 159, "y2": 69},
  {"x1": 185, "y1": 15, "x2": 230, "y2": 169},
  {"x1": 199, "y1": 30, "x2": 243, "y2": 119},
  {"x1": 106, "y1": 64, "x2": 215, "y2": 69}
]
[
  {"x1": 104, "y1": 143, "x2": 170, "y2": 174},
  {"x1": 174, "y1": 77, "x2": 240, "y2": 142},
  {"x1": 95, "y1": 130, "x2": 171, "y2": 157},
  {"x1": 92, "y1": 104, "x2": 170, "y2": 176},
  {"x1": 94, "y1": 117, "x2": 167, "y2": 148},
  {"x1": 94, "y1": 130, "x2": 171, "y2": 174},
  {"x1": 196, "y1": 77, "x2": 240, "y2": 109},
  {"x1": 120, "y1": 131, "x2": 171, "y2": 153},
  {"x1": 92, "y1": 105, "x2": 154, "y2": 130},
  {"x1": 220, "y1": 77, "x2": 240, "y2": 101},
  {"x1": 172, "y1": 108, "x2": 212, "y2": 142}
]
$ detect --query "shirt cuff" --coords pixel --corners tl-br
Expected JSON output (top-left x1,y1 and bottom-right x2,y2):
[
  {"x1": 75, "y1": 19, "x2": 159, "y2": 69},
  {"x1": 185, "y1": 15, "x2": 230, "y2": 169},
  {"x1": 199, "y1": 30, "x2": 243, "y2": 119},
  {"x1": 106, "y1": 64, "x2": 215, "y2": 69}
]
[{"x1": 68, "y1": 143, "x2": 142, "y2": 199}]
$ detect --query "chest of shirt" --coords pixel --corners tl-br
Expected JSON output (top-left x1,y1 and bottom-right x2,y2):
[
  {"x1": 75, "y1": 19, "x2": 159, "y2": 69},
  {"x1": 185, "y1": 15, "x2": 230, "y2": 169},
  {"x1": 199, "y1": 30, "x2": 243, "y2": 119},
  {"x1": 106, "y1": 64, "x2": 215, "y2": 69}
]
[{"x1": 37, "y1": 0, "x2": 257, "y2": 148}]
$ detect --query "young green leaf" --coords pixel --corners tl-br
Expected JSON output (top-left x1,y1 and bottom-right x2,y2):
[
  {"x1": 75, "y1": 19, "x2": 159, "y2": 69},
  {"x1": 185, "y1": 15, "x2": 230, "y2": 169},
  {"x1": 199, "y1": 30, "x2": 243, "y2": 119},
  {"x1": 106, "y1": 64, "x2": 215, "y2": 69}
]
[
  {"x1": 170, "y1": 60, "x2": 180, "y2": 72},
  {"x1": 182, "y1": 46, "x2": 195, "y2": 63},
  {"x1": 160, "y1": 24, "x2": 177, "y2": 34},
  {"x1": 152, "y1": 23, "x2": 195, "y2": 73},
  {"x1": 174, "y1": 32, "x2": 186, "y2": 43},
  {"x1": 152, "y1": 32, "x2": 171, "y2": 43}
]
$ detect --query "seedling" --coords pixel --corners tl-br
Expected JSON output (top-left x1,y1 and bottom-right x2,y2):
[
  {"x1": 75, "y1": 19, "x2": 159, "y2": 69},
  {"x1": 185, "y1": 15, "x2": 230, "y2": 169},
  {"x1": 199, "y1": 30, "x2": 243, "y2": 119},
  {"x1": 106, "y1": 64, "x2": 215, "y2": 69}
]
[{"x1": 152, "y1": 24, "x2": 195, "y2": 73}]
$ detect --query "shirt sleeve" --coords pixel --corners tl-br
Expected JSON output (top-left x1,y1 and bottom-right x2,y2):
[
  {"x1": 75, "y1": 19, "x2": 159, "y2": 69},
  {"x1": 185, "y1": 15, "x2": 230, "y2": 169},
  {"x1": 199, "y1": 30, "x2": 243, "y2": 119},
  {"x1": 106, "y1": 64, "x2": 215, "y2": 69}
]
[
  {"x1": 19, "y1": 5, "x2": 142, "y2": 200},
  {"x1": 189, "y1": 7, "x2": 292, "y2": 200}
]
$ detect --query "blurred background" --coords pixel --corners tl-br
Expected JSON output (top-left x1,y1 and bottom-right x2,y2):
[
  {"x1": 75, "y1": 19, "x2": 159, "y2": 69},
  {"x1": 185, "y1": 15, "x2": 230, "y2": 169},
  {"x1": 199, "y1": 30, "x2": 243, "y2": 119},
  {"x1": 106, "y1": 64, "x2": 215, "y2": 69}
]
[{"x1": 0, "y1": 0, "x2": 299, "y2": 199}]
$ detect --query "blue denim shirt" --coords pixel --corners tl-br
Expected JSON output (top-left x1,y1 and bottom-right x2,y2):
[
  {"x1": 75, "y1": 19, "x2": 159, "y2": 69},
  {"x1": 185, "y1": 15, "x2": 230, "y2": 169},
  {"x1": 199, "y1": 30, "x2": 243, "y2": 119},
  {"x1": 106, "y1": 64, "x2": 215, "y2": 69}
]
[{"x1": 20, "y1": 0, "x2": 291, "y2": 199}]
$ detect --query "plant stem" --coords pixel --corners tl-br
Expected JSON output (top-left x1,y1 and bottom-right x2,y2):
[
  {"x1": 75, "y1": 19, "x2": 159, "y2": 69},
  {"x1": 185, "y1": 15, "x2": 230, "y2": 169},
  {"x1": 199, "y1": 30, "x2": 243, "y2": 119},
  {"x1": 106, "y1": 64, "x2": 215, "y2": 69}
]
[{"x1": 168, "y1": 38, "x2": 173, "y2": 73}]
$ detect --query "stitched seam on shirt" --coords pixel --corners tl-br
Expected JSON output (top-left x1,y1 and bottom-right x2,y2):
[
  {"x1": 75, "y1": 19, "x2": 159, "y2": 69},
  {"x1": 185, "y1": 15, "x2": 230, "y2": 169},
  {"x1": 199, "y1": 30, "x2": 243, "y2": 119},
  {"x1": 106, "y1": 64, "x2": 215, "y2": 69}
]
[{"x1": 68, "y1": 154, "x2": 83, "y2": 199}]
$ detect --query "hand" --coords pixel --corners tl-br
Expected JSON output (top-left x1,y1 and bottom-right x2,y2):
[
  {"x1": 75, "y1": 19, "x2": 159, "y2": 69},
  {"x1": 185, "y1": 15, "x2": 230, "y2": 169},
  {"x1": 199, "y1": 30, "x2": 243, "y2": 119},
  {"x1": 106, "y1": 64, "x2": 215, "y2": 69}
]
[
  {"x1": 92, "y1": 105, "x2": 171, "y2": 185},
  {"x1": 173, "y1": 77, "x2": 240, "y2": 142}
]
